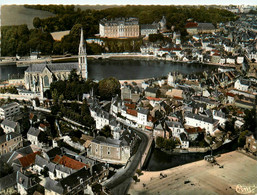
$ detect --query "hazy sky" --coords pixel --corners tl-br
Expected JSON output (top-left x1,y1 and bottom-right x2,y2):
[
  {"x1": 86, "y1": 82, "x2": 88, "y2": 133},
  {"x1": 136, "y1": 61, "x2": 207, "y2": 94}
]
[{"x1": 1, "y1": 0, "x2": 257, "y2": 5}]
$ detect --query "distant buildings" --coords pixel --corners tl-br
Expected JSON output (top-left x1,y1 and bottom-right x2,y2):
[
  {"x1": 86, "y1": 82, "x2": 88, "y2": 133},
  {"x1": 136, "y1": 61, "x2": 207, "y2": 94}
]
[
  {"x1": 185, "y1": 22, "x2": 216, "y2": 35},
  {"x1": 99, "y1": 17, "x2": 140, "y2": 38}
]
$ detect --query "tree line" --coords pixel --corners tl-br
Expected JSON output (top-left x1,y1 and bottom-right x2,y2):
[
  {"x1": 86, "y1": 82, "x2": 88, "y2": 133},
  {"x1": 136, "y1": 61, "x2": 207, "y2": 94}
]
[{"x1": 1, "y1": 5, "x2": 236, "y2": 56}]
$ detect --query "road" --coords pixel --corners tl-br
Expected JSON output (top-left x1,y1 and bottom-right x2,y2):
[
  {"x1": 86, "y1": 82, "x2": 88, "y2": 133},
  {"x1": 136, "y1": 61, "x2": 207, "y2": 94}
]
[{"x1": 103, "y1": 127, "x2": 150, "y2": 195}]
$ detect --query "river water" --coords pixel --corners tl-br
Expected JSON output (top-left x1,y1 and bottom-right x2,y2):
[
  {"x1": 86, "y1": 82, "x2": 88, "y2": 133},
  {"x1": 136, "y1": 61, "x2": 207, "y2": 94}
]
[
  {"x1": 0, "y1": 58, "x2": 217, "y2": 81},
  {"x1": 144, "y1": 139, "x2": 238, "y2": 171}
]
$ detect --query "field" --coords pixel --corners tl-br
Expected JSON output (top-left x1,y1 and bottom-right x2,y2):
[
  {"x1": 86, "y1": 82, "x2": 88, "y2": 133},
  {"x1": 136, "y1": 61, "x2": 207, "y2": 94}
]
[
  {"x1": 129, "y1": 151, "x2": 257, "y2": 195},
  {"x1": 1, "y1": 5, "x2": 55, "y2": 29}
]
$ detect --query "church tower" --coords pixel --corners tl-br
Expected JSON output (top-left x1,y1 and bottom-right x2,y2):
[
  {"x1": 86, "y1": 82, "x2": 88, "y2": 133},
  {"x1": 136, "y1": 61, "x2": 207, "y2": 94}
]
[{"x1": 78, "y1": 28, "x2": 88, "y2": 80}]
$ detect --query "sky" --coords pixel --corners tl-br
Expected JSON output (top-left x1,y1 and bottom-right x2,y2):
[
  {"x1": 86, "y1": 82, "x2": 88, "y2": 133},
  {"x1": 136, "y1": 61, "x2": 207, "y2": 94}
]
[{"x1": 1, "y1": 0, "x2": 257, "y2": 5}]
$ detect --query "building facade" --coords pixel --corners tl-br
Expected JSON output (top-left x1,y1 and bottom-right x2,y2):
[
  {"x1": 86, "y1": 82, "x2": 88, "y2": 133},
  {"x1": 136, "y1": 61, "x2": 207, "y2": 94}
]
[
  {"x1": 99, "y1": 17, "x2": 140, "y2": 38},
  {"x1": 88, "y1": 136, "x2": 131, "y2": 164},
  {"x1": 0, "y1": 102, "x2": 20, "y2": 120},
  {"x1": 0, "y1": 132, "x2": 23, "y2": 155}
]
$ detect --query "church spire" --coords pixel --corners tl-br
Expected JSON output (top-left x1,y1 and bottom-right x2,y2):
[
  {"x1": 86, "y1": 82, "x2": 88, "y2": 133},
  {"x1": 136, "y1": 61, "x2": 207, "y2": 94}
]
[{"x1": 78, "y1": 28, "x2": 88, "y2": 80}]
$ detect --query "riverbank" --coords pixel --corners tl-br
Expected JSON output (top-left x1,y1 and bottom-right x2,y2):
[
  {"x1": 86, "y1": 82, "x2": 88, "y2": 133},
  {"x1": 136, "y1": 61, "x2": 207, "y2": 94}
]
[
  {"x1": 1, "y1": 54, "x2": 237, "y2": 68},
  {"x1": 129, "y1": 151, "x2": 257, "y2": 195}
]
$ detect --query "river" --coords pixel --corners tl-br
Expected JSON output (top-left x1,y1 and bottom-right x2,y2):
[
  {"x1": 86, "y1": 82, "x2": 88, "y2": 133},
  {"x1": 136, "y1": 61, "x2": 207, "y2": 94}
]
[
  {"x1": 144, "y1": 139, "x2": 238, "y2": 171},
  {"x1": 0, "y1": 58, "x2": 217, "y2": 81}
]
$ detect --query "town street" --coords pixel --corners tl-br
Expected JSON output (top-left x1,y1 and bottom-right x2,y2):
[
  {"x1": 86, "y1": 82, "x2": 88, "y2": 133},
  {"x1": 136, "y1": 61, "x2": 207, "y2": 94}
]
[{"x1": 103, "y1": 126, "x2": 151, "y2": 195}]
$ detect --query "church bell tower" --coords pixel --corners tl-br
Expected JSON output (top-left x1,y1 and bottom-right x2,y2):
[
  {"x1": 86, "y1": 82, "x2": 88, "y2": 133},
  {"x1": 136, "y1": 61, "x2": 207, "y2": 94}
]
[{"x1": 78, "y1": 28, "x2": 88, "y2": 80}]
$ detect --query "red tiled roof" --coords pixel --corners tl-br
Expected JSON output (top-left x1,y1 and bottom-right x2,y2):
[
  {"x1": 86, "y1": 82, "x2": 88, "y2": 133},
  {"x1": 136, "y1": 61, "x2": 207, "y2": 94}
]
[
  {"x1": 123, "y1": 99, "x2": 132, "y2": 102},
  {"x1": 185, "y1": 22, "x2": 198, "y2": 28},
  {"x1": 39, "y1": 123, "x2": 50, "y2": 128},
  {"x1": 146, "y1": 97, "x2": 161, "y2": 101},
  {"x1": 226, "y1": 92, "x2": 235, "y2": 97},
  {"x1": 126, "y1": 109, "x2": 138, "y2": 117},
  {"x1": 237, "y1": 110, "x2": 244, "y2": 115},
  {"x1": 145, "y1": 126, "x2": 153, "y2": 130},
  {"x1": 173, "y1": 96, "x2": 183, "y2": 100},
  {"x1": 125, "y1": 103, "x2": 136, "y2": 109},
  {"x1": 18, "y1": 151, "x2": 41, "y2": 168},
  {"x1": 53, "y1": 155, "x2": 87, "y2": 170},
  {"x1": 185, "y1": 127, "x2": 204, "y2": 134},
  {"x1": 147, "y1": 115, "x2": 154, "y2": 122}
]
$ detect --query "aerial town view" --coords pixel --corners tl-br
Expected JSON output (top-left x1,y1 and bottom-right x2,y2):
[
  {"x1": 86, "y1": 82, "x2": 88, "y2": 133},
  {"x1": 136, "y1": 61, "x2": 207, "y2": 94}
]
[{"x1": 0, "y1": 1, "x2": 257, "y2": 194}]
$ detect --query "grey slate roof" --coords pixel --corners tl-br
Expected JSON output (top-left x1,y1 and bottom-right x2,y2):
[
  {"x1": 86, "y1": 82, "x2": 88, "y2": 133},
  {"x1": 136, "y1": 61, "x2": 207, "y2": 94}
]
[
  {"x1": 27, "y1": 127, "x2": 41, "y2": 137},
  {"x1": 166, "y1": 121, "x2": 183, "y2": 128},
  {"x1": 92, "y1": 136, "x2": 121, "y2": 147},
  {"x1": 197, "y1": 23, "x2": 215, "y2": 30},
  {"x1": 137, "y1": 108, "x2": 149, "y2": 115},
  {"x1": 1, "y1": 119, "x2": 18, "y2": 129},
  {"x1": 44, "y1": 168, "x2": 91, "y2": 194},
  {"x1": 141, "y1": 24, "x2": 158, "y2": 30},
  {"x1": 0, "y1": 102, "x2": 19, "y2": 110},
  {"x1": 25, "y1": 63, "x2": 79, "y2": 74},
  {"x1": 145, "y1": 87, "x2": 158, "y2": 94},
  {"x1": 0, "y1": 172, "x2": 16, "y2": 191},
  {"x1": 44, "y1": 178, "x2": 63, "y2": 194},
  {"x1": 185, "y1": 112, "x2": 218, "y2": 124},
  {"x1": 16, "y1": 171, "x2": 36, "y2": 190}
]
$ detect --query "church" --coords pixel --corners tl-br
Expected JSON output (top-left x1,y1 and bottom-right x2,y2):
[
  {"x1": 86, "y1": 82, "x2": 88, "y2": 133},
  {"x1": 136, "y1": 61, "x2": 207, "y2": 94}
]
[{"x1": 24, "y1": 28, "x2": 88, "y2": 96}]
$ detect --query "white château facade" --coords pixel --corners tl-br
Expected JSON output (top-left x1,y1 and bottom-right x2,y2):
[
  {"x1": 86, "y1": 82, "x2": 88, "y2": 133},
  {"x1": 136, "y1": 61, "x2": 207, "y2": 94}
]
[{"x1": 24, "y1": 28, "x2": 88, "y2": 96}]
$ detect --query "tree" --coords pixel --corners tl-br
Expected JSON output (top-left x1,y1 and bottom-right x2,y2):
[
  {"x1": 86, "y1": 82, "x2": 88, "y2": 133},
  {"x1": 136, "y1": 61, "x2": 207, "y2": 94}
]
[
  {"x1": 156, "y1": 136, "x2": 165, "y2": 148},
  {"x1": 68, "y1": 69, "x2": 80, "y2": 82},
  {"x1": 100, "y1": 125, "x2": 113, "y2": 138},
  {"x1": 224, "y1": 119, "x2": 235, "y2": 133},
  {"x1": 98, "y1": 77, "x2": 121, "y2": 100},
  {"x1": 0, "y1": 161, "x2": 13, "y2": 178},
  {"x1": 0, "y1": 126, "x2": 4, "y2": 136},
  {"x1": 243, "y1": 109, "x2": 256, "y2": 133},
  {"x1": 33, "y1": 17, "x2": 41, "y2": 29},
  {"x1": 238, "y1": 130, "x2": 249, "y2": 147},
  {"x1": 35, "y1": 97, "x2": 40, "y2": 107}
]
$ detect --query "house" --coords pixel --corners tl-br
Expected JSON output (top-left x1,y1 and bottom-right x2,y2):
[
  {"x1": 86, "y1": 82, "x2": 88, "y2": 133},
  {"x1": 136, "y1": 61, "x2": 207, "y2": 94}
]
[
  {"x1": 27, "y1": 127, "x2": 46, "y2": 148},
  {"x1": 0, "y1": 172, "x2": 17, "y2": 195},
  {"x1": 145, "y1": 87, "x2": 158, "y2": 98},
  {"x1": 141, "y1": 24, "x2": 158, "y2": 37},
  {"x1": 184, "y1": 112, "x2": 219, "y2": 135},
  {"x1": 234, "y1": 79, "x2": 250, "y2": 91},
  {"x1": 16, "y1": 171, "x2": 39, "y2": 195},
  {"x1": 0, "y1": 102, "x2": 20, "y2": 120},
  {"x1": 0, "y1": 132, "x2": 23, "y2": 155},
  {"x1": 166, "y1": 89, "x2": 184, "y2": 100},
  {"x1": 212, "y1": 110, "x2": 227, "y2": 127},
  {"x1": 53, "y1": 155, "x2": 87, "y2": 170},
  {"x1": 88, "y1": 135, "x2": 132, "y2": 164},
  {"x1": 1, "y1": 119, "x2": 20, "y2": 134},
  {"x1": 90, "y1": 106, "x2": 112, "y2": 130},
  {"x1": 137, "y1": 108, "x2": 149, "y2": 127},
  {"x1": 179, "y1": 133, "x2": 189, "y2": 148},
  {"x1": 226, "y1": 92, "x2": 236, "y2": 104},
  {"x1": 153, "y1": 123, "x2": 165, "y2": 138},
  {"x1": 185, "y1": 127, "x2": 204, "y2": 141},
  {"x1": 165, "y1": 121, "x2": 185, "y2": 138},
  {"x1": 13, "y1": 151, "x2": 41, "y2": 169}
]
